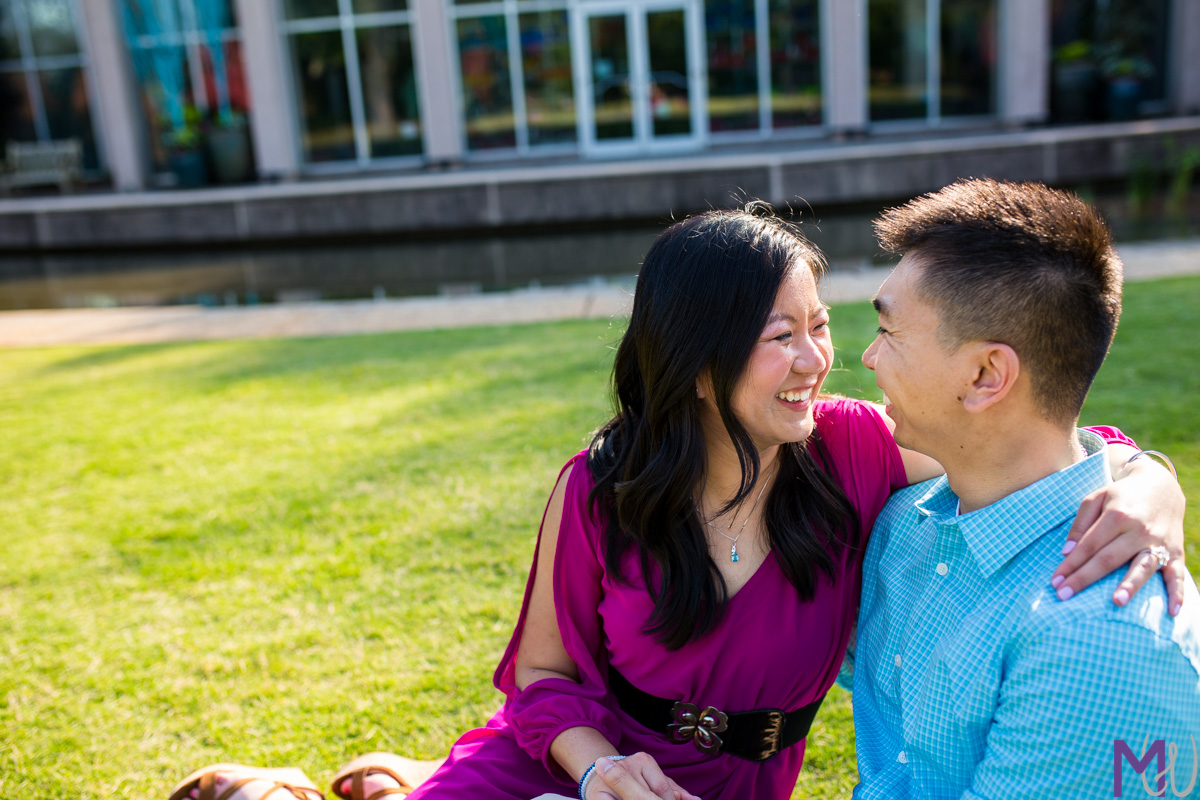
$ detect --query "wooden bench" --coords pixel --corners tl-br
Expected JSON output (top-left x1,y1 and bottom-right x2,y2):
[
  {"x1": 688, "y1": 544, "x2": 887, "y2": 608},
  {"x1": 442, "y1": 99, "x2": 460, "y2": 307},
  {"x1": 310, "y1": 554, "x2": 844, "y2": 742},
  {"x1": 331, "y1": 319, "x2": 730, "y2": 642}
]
[{"x1": 1, "y1": 139, "x2": 83, "y2": 194}]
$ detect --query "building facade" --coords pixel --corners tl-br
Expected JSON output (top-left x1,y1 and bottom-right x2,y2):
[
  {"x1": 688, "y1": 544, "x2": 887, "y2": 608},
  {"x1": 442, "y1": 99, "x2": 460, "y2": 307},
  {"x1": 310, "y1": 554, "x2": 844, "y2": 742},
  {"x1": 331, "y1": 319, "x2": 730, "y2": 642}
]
[{"x1": 1, "y1": 0, "x2": 1198, "y2": 192}]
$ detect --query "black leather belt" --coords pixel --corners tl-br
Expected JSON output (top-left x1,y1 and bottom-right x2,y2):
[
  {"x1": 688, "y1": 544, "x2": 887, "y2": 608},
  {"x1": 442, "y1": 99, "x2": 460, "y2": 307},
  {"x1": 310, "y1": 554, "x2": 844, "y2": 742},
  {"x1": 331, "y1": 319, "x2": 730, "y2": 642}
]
[{"x1": 608, "y1": 667, "x2": 824, "y2": 762}]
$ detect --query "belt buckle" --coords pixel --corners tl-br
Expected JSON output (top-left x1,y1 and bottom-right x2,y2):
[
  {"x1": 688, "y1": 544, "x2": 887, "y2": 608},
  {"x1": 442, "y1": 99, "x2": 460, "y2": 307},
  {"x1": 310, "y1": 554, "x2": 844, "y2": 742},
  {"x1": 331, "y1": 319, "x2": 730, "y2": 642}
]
[
  {"x1": 758, "y1": 710, "x2": 786, "y2": 759},
  {"x1": 669, "y1": 701, "x2": 729, "y2": 754}
]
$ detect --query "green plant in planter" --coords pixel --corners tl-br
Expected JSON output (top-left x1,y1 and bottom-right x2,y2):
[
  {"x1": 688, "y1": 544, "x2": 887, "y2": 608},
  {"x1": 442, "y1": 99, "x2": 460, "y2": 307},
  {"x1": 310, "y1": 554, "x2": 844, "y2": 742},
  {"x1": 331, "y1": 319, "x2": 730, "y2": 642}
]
[
  {"x1": 1099, "y1": 54, "x2": 1153, "y2": 81},
  {"x1": 1051, "y1": 39, "x2": 1099, "y2": 122},
  {"x1": 1054, "y1": 40, "x2": 1093, "y2": 65},
  {"x1": 164, "y1": 105, "x2": 208, "y2": 188}
]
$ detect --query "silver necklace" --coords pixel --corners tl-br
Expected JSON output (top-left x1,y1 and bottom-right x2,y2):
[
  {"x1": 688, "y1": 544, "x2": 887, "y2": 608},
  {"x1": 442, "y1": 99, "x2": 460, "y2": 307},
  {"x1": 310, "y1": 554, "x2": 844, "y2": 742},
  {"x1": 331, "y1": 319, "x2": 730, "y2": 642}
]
[{"x1": 697, "y1": 462, "x2": 776, "y2": 563}]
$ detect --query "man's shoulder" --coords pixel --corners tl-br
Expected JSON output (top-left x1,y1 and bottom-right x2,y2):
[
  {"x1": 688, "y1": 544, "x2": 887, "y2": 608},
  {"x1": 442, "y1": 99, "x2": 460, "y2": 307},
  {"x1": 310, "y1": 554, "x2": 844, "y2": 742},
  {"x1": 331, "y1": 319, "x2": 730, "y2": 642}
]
[{"x1": 1014, "y1": 564, "x2": 1200, "y2": 675}]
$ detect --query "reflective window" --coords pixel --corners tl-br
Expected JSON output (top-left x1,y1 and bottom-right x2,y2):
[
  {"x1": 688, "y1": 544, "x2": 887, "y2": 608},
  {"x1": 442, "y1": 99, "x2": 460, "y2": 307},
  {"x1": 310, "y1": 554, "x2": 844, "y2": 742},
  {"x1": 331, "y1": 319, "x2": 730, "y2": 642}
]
[
  {"x1": 705, "y1": 0, "x2": 758, "y2": 133},
  {"x1": 520, "y1": 11, "x2": 575, "y2": 146},
  {"x1": 940, "y1": 0, "x2": 994, "y2": 117},
  {"x1": 457, "y1": 15, "x2": 514, "y2": 150},
  {"x1": 292, "y1": 30, "x2": 354, "y2": 162},
  {"x1": 120, "y1": 0, "x2": 252, "y2": 181},
  {"x1": 451, "y1": 1, "x2": 575, "y2": 153},
  {"x1": 281, "y1": 2, "x2": 423, "y2": 164},
  {"x1": 869, "y1": 0, "x2": 995, "y2": 123},
  {"x1": 356, "y1": 24, "x2": 421, "y2": 157},
  {"x1": 27, "y1": 0, "x2": 77, "y2": 57},
  {"x1": 769, "y1": 0, "x2": 821, "y2": 129},
  {"x1": 647, "y1": 9, "x2": 691, "y2": 137},
  {"x1": 284, "y1": 0, "x2": 339, "y2": 20},
  {"x1": 588, "y1": 13, "x2": 632, "y2": 142},
  {"x1": 1050, "y1": 0, "x2": 1171, "y2": 123},
  {"x1": 40, "y1": 66, "x2": 93, "y2": 144},
  {"x1": 869, "y1": 0, "x2": 928, "y2": 121},
  {"x1": 0, "y1": 71, "x2": 36, "y2": 142},
  {"x1": 704, "y1": 0, "x2": 823, "y2": 137},
  {"x1": 0, "y1": 0, "x2": 98, "y2": 169},
  {"x1": 352, "y1": 0, "x2": 406, "y2": 12}
]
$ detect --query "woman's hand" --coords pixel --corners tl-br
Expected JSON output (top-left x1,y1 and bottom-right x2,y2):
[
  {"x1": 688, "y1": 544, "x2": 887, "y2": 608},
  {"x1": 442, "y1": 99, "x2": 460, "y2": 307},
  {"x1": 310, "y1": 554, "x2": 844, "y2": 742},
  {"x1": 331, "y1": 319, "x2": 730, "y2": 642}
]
[
  {"x1": 1052, "y1": 454, "x2": 1187, "y2": 614},
  {"x1": 586, "y1": 753, "x2": 701, "y2": 800}
]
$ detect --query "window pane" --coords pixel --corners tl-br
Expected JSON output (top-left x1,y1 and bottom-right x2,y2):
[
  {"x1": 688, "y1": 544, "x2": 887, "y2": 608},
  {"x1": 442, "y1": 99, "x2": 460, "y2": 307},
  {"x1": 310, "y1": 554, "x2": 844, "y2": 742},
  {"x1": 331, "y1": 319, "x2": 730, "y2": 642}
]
[
  {"x1": 0, "y1": 71, "x2": 36, "y2": 144},
  {"x1": 769, "y1": 0, "x2": 821, "y2": 128},
  {"x1": 457, "y1": 15, "x2": 514, "y2": 150},
  {"x1": 129, "y1": 43, "x2": 198, "y2": 169},
  {"x1": 589, "y1": 13, "x2": 632, "y2": 142},
  {"x1": 940, "y1": 0, "x2": 994, "y2": 116},
  {"x1": 194, "y1": 0, "x2": 235, "y2": 30},
  {"x1": 356, "y1": 24, "x2": 422, "y2": 158},
  {"x1": 39, "y1": 66, "x2": 97, "y2": 168},
  {"x1": 218, "y1": 38, "x2": 249, "y2": 114},
  {"x1": 869, "y1": 0, "x2": 927, "y2": 121},
  {"x1": 520, "y1": 10, "x2": 575, "y2": 146},
  {"x1": 352, "y1": 0, "x2": 407, "y2": 12},
  {"x1": 28, "y1": 0, "x2": 77, "y2": 56},
  {"x1": 290, "y1": 30, "x2": 355, "y2": 162},
  {"x1": 647, "y1": 10, "x2": 691, "y2": 136},
  {"x1": 1097, "y1": 0, "x2": 1170, "y2": 111},
  {"x1": 283, "y1": 0, "x2": 339, "y2": 20},
  {"x1": 1049, "y1": 0, "x2": 1101, "y2": 123},
  {"x1": 705, "y1": 0, "x2": 757, "y2": 133},
  {"x1": 1, "y1": 1, "x2": 22, "y2": 62}
]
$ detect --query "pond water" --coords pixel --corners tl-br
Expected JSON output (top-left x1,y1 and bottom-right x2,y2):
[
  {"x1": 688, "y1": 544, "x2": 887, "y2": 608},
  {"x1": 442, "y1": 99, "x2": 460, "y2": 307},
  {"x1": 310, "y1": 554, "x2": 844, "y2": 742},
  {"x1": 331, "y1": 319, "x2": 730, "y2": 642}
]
[{"x1": 0, "y1": 190, "x2": 1196, "y2": 311}]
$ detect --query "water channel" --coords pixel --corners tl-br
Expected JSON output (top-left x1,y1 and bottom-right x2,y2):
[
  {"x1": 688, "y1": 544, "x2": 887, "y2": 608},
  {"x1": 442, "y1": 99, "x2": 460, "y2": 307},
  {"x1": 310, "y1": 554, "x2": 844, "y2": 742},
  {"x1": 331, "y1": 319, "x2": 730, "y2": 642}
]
[{"x1": 0, "y1": 189, "x2": 1196, "y2": 311}]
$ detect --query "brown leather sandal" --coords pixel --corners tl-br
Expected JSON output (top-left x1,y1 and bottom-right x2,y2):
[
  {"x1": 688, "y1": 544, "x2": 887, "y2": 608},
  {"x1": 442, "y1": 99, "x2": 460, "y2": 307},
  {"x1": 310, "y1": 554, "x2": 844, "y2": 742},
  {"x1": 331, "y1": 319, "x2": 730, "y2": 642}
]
[
  {"x1": 330, "y1": 753, "x2": 443, "y2": 800},
  {"x1": 168, "y1": 764, "x2": 324, "y2": 800}
]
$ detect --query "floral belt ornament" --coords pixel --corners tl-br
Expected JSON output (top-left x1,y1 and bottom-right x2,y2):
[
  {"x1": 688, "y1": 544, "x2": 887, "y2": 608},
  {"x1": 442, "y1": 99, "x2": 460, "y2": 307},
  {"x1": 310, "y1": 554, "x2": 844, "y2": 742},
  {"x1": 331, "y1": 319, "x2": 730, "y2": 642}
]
[{"x1": 670, "y1": 701, "x2": 729, "y2": 753}]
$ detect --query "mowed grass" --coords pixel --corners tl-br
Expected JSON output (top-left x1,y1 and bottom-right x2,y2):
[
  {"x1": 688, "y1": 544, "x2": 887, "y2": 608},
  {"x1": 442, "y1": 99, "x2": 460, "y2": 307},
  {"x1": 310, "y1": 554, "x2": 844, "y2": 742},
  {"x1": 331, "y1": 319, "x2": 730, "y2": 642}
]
[{"x1": 1, "y1": 276, "x2": 1197, "y2": 800}]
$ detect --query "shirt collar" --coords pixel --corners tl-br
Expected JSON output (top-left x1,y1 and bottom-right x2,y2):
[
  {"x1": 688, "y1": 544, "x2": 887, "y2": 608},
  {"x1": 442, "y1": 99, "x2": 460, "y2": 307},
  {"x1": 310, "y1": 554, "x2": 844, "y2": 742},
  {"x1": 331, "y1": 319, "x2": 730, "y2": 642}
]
[{"x1": 913, "y1": 429, "x2": 1112, "y2": 578}]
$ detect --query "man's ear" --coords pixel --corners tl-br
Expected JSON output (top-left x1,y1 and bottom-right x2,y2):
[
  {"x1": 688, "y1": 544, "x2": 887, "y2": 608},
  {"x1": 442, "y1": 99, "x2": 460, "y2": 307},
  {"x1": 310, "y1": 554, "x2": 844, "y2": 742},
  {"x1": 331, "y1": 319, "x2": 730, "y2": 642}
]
[{"x1": 962, "y1": 343, "x2": 1019, "y2": 414}]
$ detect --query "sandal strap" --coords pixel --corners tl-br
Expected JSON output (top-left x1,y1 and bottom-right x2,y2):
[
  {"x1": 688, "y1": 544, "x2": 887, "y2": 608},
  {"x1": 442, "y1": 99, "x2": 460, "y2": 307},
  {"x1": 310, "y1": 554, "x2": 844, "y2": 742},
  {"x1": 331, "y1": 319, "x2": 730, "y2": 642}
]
[
  {"x1": 198, "y1": 771, "x2": 324, "y2": 800},
  {"x1": 352, "y1": 770, "x2": 412, "y2": 800}
]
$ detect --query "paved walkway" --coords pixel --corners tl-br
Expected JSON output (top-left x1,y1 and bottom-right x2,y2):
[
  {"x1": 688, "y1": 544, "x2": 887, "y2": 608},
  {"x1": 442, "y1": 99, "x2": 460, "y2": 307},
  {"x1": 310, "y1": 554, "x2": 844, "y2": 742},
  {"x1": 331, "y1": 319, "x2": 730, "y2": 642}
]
[{"x1": 1, "y1": 238, "x2": 1197, "y2": 348}]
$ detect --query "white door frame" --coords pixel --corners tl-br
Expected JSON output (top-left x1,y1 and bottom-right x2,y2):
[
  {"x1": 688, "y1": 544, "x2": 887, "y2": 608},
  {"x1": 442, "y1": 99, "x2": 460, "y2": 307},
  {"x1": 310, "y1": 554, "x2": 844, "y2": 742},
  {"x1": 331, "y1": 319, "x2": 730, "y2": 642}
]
[{"x1": 572, "y1": 0, "x2": 706, "y2": 158}]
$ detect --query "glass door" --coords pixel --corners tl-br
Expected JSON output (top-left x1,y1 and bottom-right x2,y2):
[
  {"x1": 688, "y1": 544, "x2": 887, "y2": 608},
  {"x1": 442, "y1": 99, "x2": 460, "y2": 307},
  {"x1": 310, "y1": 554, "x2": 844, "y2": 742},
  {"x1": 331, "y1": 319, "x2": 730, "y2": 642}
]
[{"x1": 575, "y1": 0, "x2": 703, "y2": 156}]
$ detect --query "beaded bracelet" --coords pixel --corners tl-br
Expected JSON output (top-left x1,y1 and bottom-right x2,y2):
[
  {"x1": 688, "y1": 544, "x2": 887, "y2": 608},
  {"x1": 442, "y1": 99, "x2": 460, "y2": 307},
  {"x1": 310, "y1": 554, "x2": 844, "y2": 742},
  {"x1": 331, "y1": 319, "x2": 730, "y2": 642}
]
[
  {"x1": 579, "y1": 755, "x2": 627, "y2": 800},
  {"x1": 1126, "y1": 449, "x2": 1178, "y2": 481}
]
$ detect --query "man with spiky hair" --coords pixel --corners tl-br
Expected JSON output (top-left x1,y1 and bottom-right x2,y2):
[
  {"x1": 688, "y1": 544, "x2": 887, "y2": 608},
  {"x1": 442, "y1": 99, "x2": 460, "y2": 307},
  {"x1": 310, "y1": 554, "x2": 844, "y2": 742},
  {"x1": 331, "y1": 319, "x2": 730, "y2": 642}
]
[{"x1": 850, "y1": 178, "x2": 1200, "y2": 799}]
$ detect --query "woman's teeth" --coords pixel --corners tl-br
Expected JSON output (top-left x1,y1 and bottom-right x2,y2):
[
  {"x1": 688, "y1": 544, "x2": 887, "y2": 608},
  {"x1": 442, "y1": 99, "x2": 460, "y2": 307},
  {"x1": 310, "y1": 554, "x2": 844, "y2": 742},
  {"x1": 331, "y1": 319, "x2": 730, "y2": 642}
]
[{"x1": 776, "y1": 389, "x2": 812, "y2": 403}]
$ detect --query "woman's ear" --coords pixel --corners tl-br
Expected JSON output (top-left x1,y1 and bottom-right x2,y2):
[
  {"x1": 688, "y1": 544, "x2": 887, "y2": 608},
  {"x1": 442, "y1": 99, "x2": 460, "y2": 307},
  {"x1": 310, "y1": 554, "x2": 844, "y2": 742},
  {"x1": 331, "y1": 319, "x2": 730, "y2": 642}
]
[
  {"x1": 962, "y1": 342, "x2": 1020, "y2": 413},
  {"x1": 696, "y1": 371, "x2": 712, "y2": 400}
]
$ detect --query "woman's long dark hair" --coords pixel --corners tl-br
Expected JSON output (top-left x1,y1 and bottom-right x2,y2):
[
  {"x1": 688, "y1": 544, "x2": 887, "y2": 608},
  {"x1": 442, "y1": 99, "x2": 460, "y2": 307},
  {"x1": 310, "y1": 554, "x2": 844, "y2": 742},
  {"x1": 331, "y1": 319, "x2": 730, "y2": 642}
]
[{"x1": 587, "y1": 206, "x2": 859, "y2": 650}]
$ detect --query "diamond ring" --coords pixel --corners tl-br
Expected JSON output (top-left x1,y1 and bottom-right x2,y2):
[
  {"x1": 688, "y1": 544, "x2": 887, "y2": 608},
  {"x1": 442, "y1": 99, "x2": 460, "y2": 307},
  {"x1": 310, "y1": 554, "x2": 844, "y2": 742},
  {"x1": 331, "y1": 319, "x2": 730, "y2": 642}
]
[{"x1": 1146, "y1": 545, "x2": 1171, "y2": 571}]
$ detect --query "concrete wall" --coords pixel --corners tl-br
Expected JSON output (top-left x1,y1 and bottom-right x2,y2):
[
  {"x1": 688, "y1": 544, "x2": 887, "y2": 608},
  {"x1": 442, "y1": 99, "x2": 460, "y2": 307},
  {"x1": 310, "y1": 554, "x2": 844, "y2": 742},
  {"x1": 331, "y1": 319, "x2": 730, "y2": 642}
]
[{"x1": 2, "y1": 119, "x2": 1198, "y2": 251}]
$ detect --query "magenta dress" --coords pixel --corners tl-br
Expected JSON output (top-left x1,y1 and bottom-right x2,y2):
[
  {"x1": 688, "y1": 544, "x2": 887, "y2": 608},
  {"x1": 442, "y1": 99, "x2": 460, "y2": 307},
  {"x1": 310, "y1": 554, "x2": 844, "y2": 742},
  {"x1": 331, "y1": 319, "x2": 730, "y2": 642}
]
[{"x1": 406, "y1": 398, "x2": 907, "y2": 800}]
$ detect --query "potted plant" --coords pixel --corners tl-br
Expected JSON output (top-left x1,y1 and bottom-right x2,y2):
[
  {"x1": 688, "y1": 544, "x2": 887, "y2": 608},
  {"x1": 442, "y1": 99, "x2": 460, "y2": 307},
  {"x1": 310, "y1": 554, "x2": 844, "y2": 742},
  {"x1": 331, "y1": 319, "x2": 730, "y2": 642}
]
[
  {"x1": 1094, "y1": 0, "x2": 1155, "y2": 122},
  {"x1": 205, "y1": 112, "x2": 253, "y2": 184},
  {"x1": 1099, "y1": 53, "x2": 1153, "y2": 122},
  {"x1": 165, "y1": 107, "x2": 207, "y2": 188},
  {"x1": 1051, "y1": 40, "x2": 1098, "y2": 123}
]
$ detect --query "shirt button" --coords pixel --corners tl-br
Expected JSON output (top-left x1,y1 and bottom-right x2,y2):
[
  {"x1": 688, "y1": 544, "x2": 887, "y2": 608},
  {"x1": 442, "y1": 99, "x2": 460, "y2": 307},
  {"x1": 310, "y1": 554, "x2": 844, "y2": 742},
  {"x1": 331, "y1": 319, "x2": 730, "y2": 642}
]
[
  {"x1": 936, "y1": 562, "x2": 949, "y2": 576},
  {"x1": 897, "y1": 751, "x2": 908, "y2": 764},
  {"x1": 894, "y1": 654, "x2": 902, "y2": 667}
]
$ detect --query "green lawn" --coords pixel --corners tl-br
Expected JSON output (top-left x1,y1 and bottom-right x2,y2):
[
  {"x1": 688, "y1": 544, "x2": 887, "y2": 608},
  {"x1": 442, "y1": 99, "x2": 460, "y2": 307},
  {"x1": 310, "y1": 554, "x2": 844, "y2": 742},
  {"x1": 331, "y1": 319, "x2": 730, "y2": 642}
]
[{"x1": 1, "y1": 276, "x2": 1197, "y2": 800}]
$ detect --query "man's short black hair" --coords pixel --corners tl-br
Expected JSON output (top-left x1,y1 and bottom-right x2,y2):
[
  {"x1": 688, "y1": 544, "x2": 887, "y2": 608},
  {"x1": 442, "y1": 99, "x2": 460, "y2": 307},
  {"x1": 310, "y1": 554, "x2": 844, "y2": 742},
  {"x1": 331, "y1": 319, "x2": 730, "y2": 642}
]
[{"x1": 875, "y1": 178, "x2": 1123, "y2": 423}]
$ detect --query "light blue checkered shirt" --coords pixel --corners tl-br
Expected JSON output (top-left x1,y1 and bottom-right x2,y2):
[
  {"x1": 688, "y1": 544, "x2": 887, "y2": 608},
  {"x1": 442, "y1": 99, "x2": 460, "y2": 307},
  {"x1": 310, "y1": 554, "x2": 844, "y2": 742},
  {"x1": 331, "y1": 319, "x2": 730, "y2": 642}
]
[{"x1": 847, "y1": 430, "x2": 1200, "y2": 799}]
